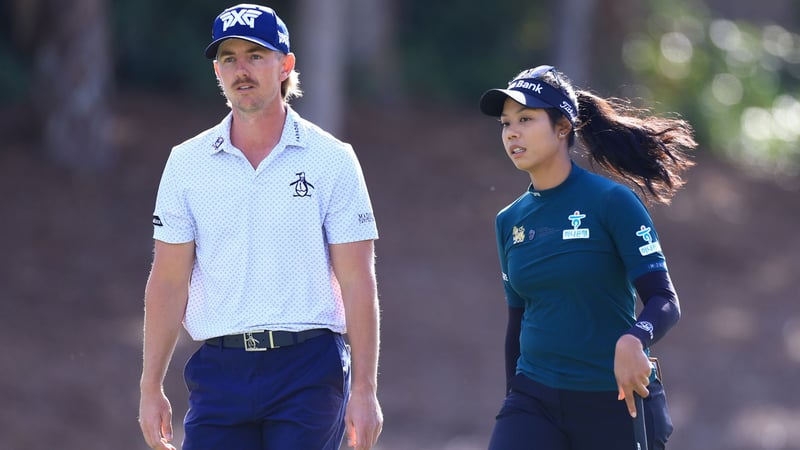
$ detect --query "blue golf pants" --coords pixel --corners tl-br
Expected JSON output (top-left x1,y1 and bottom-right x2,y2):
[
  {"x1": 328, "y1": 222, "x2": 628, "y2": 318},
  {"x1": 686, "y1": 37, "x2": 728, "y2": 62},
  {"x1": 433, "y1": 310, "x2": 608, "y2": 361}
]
[
  {"x1": 182, "y1": 331, "x2": 351, "y2": 450},
  {"x1": 488, "y1": 374, "x2": 673, "y2": 450}
]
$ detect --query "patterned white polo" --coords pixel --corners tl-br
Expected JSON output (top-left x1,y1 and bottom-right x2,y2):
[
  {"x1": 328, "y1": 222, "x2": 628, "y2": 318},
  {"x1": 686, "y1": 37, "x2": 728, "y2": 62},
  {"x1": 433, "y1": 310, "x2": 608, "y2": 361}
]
[{"x1": 152, "y1": 107, "x2": 378, "y2": 341}]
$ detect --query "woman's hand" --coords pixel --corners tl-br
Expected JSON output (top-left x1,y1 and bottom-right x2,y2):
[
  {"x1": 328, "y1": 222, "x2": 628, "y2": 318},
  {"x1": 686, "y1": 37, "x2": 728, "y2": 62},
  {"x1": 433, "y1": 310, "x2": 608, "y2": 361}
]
[{"x1": 614, "y1": 334, "x2": 652, "y2": 417}]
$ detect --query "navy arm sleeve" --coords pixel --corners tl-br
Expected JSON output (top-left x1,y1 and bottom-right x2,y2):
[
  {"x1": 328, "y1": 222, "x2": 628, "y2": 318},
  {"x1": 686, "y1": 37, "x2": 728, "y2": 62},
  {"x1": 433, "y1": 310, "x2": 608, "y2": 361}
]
[
  {"x1": 505, "y1": 306, "x2": 523, "y2": 393},
  {"x1": 625, "y1": 271, "x2": 681, "y2": 349}
]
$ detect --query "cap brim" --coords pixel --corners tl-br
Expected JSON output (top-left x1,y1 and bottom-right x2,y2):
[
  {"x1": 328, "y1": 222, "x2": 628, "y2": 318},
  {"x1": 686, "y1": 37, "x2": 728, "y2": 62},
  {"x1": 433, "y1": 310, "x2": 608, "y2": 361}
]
[
  {"x1": 204, "y1": 36, "x2": 283, "y2": 59},
  {"x1": 479, "y1": 88, "x2": 554, "y2": 117}
]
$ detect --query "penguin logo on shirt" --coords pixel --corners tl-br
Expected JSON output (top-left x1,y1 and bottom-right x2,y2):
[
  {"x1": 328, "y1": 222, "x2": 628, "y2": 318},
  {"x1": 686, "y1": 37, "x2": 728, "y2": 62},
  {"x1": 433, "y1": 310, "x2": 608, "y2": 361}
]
[{"x1": 290, "y1": 172, "x2": 315, "y2": 197}]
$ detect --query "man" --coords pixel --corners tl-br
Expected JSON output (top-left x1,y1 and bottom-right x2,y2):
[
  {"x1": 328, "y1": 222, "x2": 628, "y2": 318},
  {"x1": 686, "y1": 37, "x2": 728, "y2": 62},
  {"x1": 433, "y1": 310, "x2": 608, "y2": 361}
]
[{"x1": 137, "y1": 4, "x2": 383, "y2": 449}]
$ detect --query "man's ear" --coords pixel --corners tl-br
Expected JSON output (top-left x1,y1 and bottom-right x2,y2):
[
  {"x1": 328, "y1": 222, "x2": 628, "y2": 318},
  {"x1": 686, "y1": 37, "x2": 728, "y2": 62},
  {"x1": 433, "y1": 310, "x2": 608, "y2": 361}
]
[
  {"x1": 213, "y1": 60, "x2": 221, "y2": 80},
  {"x1": 281, "y1": 53, "x2": 296, "y2": 81}
]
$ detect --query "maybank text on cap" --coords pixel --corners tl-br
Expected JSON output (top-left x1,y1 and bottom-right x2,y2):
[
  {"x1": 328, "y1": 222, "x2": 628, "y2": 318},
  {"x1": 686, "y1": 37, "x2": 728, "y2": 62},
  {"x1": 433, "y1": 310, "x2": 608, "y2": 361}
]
[{"x1": 479, "y1": 65, "x2": 578, "y2": 124}]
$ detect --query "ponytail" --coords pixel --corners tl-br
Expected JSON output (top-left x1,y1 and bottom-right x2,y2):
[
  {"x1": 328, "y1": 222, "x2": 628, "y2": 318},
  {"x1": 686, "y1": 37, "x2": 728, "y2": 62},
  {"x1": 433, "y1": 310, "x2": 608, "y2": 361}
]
[{"x1": 574, "y1": 90, "x2": 696, "y2": 205}]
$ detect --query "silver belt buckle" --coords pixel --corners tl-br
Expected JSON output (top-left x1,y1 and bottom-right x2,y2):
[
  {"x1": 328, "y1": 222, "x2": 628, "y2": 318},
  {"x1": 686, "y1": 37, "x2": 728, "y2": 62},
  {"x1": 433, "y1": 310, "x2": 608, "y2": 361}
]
[
  {"x1": 243, "y1": 330, "x2": 278, "y2": 351},
  {"x1": 244, "y1": 331, "x2": 267, "y2": 351}
]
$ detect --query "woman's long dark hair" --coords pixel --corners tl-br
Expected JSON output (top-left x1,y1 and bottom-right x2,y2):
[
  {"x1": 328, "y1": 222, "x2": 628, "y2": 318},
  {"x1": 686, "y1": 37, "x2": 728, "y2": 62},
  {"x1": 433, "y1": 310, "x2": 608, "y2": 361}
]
[{"x1": 539, "y1": 69, "x2": 697, "y2": 205}]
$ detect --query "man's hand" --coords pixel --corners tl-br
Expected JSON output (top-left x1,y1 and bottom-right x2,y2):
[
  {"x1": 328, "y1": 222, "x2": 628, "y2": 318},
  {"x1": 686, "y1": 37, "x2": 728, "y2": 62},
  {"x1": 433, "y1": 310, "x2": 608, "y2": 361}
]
[
  {"x1": 614, "y1": 334, "x2": 652, "y2": 417},
  {"x1": 139, "y1": 386, "x2": 176, "y2": 450},
  {"x1": 139, "y1": 240, "x2": 193, "y2": 449},
  {"x1": 344, "y1": 385, "x2": 383, "y2": 450}
]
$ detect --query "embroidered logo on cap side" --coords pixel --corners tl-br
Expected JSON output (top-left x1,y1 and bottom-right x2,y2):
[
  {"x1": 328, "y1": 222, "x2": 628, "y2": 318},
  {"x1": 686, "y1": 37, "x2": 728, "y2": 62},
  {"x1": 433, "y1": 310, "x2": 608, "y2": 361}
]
[
  {"x1": 562, "y1": 210, "x2": 590, "y2": 240},
  {"x1": 278, "y1": 30, "x2": 289, "y2": 47},
  {"x1": 559, "y1": 101, "x2": 576, "y2": 119}
]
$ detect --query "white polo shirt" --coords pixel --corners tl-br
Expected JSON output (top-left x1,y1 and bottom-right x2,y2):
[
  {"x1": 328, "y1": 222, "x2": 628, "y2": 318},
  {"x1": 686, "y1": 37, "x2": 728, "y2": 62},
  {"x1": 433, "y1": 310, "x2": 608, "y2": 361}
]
[{"x1": 152, "y1": 107, "x2": 379, "y2": 341}]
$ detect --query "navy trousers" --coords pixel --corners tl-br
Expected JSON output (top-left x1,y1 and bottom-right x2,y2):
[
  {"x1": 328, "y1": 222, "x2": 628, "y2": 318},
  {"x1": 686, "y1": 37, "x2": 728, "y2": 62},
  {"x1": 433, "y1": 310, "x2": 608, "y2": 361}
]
[
  {"x1": 488, "y1": 374, "x2": 673, "y2": 450},
  {"x1": 182, "y1": 331, "x2": 351, "y2": 450}
]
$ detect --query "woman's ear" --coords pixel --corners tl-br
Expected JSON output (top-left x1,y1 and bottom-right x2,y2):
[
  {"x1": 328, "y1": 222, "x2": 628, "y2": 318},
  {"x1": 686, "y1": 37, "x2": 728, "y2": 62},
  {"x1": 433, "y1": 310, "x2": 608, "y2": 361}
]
[{"x1": 556, "y1": 118, "x2": 572, "y2": 138}]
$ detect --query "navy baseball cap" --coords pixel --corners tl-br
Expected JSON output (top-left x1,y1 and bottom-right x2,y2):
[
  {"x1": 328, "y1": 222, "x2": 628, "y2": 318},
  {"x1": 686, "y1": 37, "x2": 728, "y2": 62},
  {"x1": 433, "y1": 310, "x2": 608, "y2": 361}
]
[
  {"x1": 204, "y1": 4, "x2": 290, "y2": 59},
  {"x1": 479, "y1": 65, "x2": 578, "y2": 124}
]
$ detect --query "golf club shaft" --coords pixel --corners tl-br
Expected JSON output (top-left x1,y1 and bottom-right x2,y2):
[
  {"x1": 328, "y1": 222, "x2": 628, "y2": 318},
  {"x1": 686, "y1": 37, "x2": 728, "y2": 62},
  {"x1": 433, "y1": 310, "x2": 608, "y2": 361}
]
[{"x1": 634, "y1": 394, "x2": 648, "y2": 450}]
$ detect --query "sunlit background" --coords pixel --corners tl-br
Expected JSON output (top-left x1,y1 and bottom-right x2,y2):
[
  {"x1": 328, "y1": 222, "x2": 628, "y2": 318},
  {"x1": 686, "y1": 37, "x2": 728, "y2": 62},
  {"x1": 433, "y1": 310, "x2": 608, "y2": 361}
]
[{"x1": 0, "y1": 0, "x2": 798, "y2": 449}]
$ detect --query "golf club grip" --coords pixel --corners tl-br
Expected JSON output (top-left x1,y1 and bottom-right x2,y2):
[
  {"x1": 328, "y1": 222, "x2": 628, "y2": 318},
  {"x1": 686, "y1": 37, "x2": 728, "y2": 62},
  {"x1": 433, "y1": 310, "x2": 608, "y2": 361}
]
[{"x1": 634, "y1": 394, "x2": 648, "y2": 450}]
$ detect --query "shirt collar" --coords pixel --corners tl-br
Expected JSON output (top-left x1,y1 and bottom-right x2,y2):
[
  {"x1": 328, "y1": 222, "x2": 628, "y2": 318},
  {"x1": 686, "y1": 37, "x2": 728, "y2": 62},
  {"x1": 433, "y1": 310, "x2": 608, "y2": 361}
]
[
  {"x1": 528, "y1": 160, "x2": 584, "y2": 198},
  {"x1": 274, "y1": 106, "x2": 305, "y2": 152},
  {"x1": 207, "y1": 106, "x2": 306, "y2": 155}
]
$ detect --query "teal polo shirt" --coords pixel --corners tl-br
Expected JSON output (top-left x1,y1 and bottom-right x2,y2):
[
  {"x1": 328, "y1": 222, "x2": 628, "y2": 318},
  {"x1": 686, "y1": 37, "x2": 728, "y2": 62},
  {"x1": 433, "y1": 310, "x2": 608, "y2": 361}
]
[{"x1": 495, "y1": 162, "x2": 667, "y2": 391}]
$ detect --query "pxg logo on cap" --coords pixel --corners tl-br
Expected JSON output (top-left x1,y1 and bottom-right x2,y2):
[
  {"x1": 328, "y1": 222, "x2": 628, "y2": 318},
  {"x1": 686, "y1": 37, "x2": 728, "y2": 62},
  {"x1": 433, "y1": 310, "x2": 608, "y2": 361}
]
[{"x1": 205, "y1": 4, "x2": 290, "y2": 59}]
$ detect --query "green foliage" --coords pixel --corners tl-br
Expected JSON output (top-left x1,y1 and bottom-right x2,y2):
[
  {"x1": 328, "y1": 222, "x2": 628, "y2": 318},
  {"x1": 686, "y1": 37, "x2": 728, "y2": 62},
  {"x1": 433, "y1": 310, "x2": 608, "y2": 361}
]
[
  {"x1": 0, "y1": 4, "x2": 28, "y2": 104},
  {"x1": 111, "y1": 0, "x2": 224, "y2": 98},
  {"x1": 111, "y1": 0, "x2": 295, "y2": 98},
  {"x1": 622, "y1": 0, "x2": 800, "y2": 175},
  {"x1": 396, "y1": 0, "x2": 552, "y2": 105},
  {"x1": 5, "y1": 0, "x2": 800, "y2": 179},
  {"x1": 0, "y1": 47, "x2": 29, "y2": 104}
]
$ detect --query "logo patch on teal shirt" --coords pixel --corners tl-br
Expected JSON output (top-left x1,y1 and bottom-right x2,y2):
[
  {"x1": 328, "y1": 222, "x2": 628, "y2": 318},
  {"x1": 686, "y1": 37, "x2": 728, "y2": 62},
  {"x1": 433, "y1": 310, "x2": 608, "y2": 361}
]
[
  {"x1": 636, "y1": 225, "x2": 662, "y2": 255},
  {"x1": 562, "y1": 210, "x2": 590, "y2": 240},
  {"x1": 512, "y1": 225, "x2": 526, "y2": 244}
]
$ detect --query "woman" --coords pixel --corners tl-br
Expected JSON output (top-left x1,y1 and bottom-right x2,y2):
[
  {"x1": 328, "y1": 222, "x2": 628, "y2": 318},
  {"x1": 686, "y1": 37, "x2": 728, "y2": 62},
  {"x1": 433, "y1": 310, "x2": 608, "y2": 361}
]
[{"x1": 478, "y1": 65, "x2": 696, "y2": 450}]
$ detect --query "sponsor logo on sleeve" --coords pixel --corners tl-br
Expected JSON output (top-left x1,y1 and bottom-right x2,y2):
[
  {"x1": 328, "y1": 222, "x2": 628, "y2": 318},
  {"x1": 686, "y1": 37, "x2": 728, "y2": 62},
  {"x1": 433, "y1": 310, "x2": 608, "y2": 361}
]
[
  {"x1": 152, "y1": 215, "x2": 163, "y2": 226},
  {"x1": 635, "y1": 321, "x2": 655, "y2": 340},
  {"x1": 636, "y1": 225, "x2": 662, "y2": 256}
]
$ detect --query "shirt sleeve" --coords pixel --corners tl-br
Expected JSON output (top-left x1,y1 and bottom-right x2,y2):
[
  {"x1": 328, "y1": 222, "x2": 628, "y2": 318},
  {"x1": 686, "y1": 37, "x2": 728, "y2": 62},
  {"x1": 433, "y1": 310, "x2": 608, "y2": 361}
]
[
  {"x1": 626, "y1": 270, "x2": 681, "y2": 348},
  {"x1": 324, "y1": 144, "x2": 379, "y2": 244},
  {"x1": 602, "y1": 185, "x2": 668, "y2": 281},
  {"x1": 152, "y1": 150, "x2": 195, "y2": 244}
]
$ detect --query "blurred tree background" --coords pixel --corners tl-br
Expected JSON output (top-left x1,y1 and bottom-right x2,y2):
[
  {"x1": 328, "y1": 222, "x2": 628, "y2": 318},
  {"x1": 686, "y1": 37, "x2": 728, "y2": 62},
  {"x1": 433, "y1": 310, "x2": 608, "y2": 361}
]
[{"x1": 1, "y1": 0, "x2": 798, "y2": 175}]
